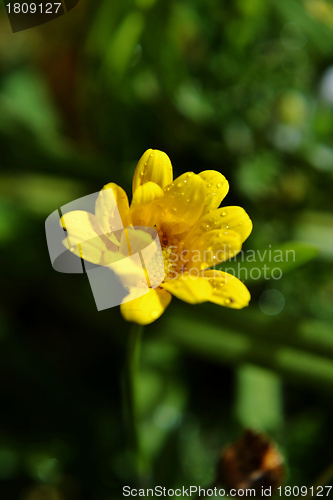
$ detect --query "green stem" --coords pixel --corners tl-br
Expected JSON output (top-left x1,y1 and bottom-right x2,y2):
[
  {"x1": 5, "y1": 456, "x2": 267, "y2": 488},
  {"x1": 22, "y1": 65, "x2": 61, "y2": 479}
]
[
  {"x1": 305, "y1": 464, "x2": 333, "y2": 500},
  {"x1": 123, "y1": 323, "x2": 144, "y2": 477}
]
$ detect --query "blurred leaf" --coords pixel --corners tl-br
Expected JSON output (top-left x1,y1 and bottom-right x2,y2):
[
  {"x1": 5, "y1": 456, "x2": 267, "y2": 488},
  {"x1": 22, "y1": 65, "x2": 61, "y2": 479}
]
[
  {"x1": 102, "y1": 11, "x2": 145, "y2": 81},
  {"x1": 295, "y1": 212, "x2": 333, "y2": 260},
  {"x1": 0, "y1": 198, "x2": 21, "y2": 243},
  {"x1": 159, "y1": 311, "x2": 333, "y2": 390},
  {"x1": 175, "y1": 81, "x2": 214, "y2": 123},
  {"x1": 235, "y1": 364, "x2": 283, "y2": 432},
  {"x1": 0, "y1": 174, "x2": 85, "y2": 216},
  {"x1": 272, "y1": 0, "x2": 333, "y2": 53},
  {"x1": 0, "y1": 70, "x2": 60, "y2": 140},
  {"x1": 236, "y1": 152, "x2": 280, "y2": 200},
  {"x1": 140, "y1": 375, "x2": 186, "y2": 471}
]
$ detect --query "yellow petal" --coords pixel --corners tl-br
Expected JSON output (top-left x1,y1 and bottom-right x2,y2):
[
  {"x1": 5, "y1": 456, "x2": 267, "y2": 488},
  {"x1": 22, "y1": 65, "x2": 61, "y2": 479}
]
[
  {"x1": 183, "y1": 206, "x2": 253, "y2": 248},
  {"x1": 95, "y1": 183, "x2": 131, "y2": 235},
  {"x1": 120, "y1": 288, "x2": 172, "y2": 325},
  {"x1": 121, "y1": 226, "x2": 160, "y2": 265},
  {"x1": 106, "y1": 254, "x2": 149, "y2": 289},
  {"x1": 130, "y1": 181, "x2": 164, "y2": 226},
  {"x1": 185, "y1": 229, "x2": 242, "y2": 270},
  {"x1": 161, "y1": 275, "x2": 212, "y2": 304},
  {"x1": 203, "y1": 270, "x2": 251, "y2": 309},
  {"x1": 60, "y1": 210, "x2": 98, "y2": 237},
  {"x1": 60, "y1": 210, "x2": 112, "y2": 264},
  {"x1": 146, "y1": 172, "x2": 206, "y2": 234},
  {"x1": 132, "y1": 149, "x2": 173, "y2": 195},
  {"x1": 62, "y1": 236, "x2": 107, "y2": 264},
  {"x1": 198, "y1": 170, "x2": 229, "y2": 216}
]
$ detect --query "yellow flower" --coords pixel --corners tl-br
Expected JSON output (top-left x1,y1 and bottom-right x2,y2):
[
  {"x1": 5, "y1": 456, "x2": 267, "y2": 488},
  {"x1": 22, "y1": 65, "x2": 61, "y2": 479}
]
[{"x1": 61, "y1": 149, "x2": 252, "y2": 325}]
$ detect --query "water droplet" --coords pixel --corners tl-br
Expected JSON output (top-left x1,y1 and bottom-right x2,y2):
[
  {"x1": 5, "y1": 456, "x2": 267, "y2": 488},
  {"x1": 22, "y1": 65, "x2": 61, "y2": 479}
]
[
  {"x1": 70, "y1": 247, "x2": 75, "y2": 253},
  {"x1": 221, "y1": 210, "x2": 228, "y2": 217},
  {"x1": 226, "y1": 225, "x2": 229, "y2": 229},
  {"x1": 217, "y1": 182, "x2": 223, "y2": 188},
  {"x1": 207, "y1": 183, "x2": 212, "y2": 188},
  {"x1": 200, "y1": 262, "x2": 208, "y2": 270},
  {"x1": 171, "y1": 207, "x2": 177, "y2": 213},
  {"x1": 187, "y1": 172, "x2": 194, "y2": 177},
  {"x1": 225, "y1": 298, "x2": 232, "y2": 305}
]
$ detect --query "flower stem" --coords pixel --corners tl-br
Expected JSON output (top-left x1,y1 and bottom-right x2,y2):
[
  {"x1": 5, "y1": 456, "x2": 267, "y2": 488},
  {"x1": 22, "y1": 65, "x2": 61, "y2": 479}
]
[
  {"x1": 123, "y1": 323, "x2": 144, "y2": 477},
  {"x1": 305, "y1": 463, "x2": 333, "y2": 499}
]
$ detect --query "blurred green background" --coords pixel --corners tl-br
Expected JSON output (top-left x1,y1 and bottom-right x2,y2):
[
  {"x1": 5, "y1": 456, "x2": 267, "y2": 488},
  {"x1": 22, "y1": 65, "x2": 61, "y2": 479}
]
[{"x1": 1, "y1": 0, "x2": 333, "y2": 498}]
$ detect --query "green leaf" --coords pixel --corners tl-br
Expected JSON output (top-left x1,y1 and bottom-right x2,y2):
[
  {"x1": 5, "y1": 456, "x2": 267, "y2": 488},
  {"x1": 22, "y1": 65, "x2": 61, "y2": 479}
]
[
  {"x1": 235, "y1": 364, "x2": 283, "y2": 432},
  {"x1": 272, "y1": 0, "x2": 333, "y2": 54},
  {"x1": 102, "y1": 11, "x2": 145, "y2": 81},
  {"x1": 158, "y1": 311, "x2": 333, "y2": 390},
  {"x1": 0, "y1": 70, "x2": 60, "y2": 139}
]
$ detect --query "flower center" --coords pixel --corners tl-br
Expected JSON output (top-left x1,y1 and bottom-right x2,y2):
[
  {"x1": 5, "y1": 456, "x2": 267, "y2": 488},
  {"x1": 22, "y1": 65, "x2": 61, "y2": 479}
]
[
  {"x1": 143, "y1": 230, "x2": 189, "y2": 287},
  {"x1": 158, "y1": 230, "x2": 188, "y2": 279}
]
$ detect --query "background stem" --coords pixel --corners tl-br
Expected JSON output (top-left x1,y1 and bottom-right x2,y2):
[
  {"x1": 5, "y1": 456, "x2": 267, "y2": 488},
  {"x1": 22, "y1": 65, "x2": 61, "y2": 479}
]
[{"x1": 123, "y1": 323, "x2": 144, "y2": 477}]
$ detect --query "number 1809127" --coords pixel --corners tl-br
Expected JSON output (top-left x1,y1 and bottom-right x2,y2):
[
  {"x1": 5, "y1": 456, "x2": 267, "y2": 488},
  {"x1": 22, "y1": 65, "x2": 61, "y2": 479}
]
[
  {"x1": 277, "y1": 485, "x2": 332, "y2": 496},
  {"x1": 6, "y1": 3, "x2": 62, "y2": 14}
]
